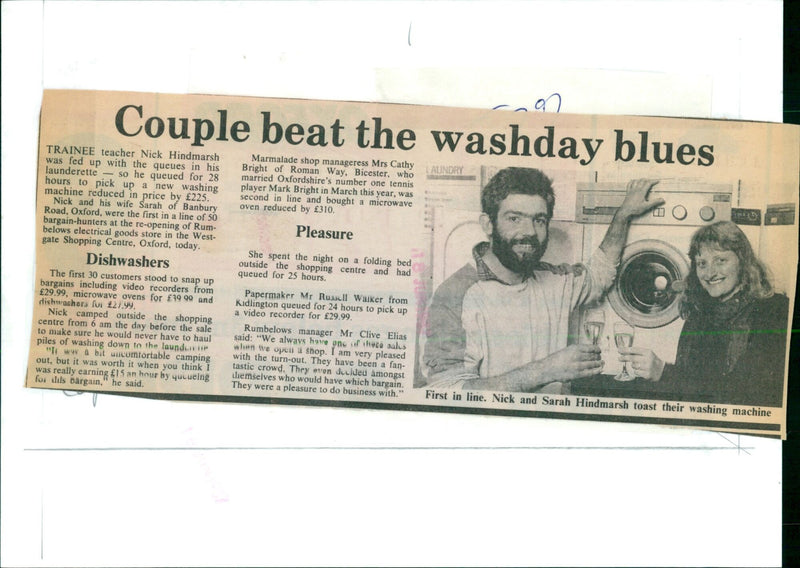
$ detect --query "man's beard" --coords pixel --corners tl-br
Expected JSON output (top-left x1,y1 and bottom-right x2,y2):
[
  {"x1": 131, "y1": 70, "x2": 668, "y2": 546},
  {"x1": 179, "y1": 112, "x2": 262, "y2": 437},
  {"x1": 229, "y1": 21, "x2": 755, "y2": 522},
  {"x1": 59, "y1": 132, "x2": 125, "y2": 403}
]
[{"x1": 491, "y1": 230, "x2": 547, "y2": 278}]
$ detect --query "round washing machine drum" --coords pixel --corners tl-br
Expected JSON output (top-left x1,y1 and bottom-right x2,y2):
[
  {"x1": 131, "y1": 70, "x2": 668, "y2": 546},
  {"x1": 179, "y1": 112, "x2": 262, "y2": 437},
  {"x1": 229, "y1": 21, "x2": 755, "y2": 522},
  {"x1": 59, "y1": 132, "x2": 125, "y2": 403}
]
[{"x1": 608, "y1": 239, "x2": 690, "y2": 328}]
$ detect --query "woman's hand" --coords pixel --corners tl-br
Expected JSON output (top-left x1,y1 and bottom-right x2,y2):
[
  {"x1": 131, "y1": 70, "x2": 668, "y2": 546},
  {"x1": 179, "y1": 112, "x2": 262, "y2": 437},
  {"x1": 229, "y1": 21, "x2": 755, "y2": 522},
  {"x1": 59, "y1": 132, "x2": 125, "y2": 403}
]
[{"x1": 618, "y1": 347, "x2": 665, "y2": 381}]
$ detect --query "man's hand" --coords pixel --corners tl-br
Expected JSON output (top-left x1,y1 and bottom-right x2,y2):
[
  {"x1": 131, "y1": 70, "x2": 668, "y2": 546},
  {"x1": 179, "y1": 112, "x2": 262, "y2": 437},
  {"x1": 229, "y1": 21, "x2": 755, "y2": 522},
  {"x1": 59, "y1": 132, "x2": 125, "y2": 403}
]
[
  {"x1": 617, "y1": 179, "x2": 664, "y2": 220},
  {"x1": 463, "y1": 344, "x2": 603, "y2": 392},
  {"x1": 618, "y1": 347, "x2": 665, "y2": 381},
  {"x1": 599, "y1": 179, "x2": 665, "y2": 267},
  {"x1": 532, "y1": 344, "x2": 604, "y2": 384}
]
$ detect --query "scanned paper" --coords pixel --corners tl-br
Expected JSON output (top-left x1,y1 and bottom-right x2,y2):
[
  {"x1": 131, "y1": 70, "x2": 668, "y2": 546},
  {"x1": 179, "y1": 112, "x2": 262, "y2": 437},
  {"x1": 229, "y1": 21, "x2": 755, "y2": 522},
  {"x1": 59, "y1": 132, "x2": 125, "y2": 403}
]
[{"x1": 28, "y1": 90, "x2": 798, "y2": 437}]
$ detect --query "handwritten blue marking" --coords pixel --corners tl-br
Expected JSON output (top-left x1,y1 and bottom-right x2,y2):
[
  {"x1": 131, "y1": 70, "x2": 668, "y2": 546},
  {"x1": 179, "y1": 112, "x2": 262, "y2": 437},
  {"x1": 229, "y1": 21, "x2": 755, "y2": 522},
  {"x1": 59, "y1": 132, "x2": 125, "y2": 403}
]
[
  {"x1": 493, "y1": 92, "x2": 562, "y2": 113},
  {"x1": 63, "y1": 390, "x2": 98, "y2": 407}
]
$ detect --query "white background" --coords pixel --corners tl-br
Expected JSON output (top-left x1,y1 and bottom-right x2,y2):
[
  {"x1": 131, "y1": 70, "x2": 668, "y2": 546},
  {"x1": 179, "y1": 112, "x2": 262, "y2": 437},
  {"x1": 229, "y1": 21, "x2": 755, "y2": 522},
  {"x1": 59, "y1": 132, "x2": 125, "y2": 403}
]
[{"x1": 1, "y1": 1, "x2": 784, "y2": 566}]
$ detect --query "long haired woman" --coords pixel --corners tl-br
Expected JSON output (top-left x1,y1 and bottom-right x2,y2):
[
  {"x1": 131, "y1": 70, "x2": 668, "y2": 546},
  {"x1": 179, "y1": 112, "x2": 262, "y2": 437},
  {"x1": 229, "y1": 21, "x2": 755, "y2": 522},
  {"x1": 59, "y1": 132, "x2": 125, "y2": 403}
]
[{"x1": 619, "y1": 221, "x2": 789, "y2": 406}]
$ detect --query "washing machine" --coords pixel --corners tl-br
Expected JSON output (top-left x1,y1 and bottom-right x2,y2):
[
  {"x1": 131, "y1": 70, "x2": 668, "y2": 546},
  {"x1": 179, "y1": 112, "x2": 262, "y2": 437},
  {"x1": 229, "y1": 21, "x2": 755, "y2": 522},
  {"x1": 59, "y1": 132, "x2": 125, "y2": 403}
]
[{"x1": 575, "y1": 181, "x2": 733, "y2": 375}]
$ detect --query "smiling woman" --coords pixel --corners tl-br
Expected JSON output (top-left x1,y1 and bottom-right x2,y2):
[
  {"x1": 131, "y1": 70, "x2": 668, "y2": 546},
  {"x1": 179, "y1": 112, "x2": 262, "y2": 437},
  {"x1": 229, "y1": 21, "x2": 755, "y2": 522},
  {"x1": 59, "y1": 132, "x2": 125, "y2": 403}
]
[
  {"x1": 618, "y1": 221, "x2": 790, "y2": 406},
  {"x1": 695, "y1": 246, "x2": 740, "y2": 300}
]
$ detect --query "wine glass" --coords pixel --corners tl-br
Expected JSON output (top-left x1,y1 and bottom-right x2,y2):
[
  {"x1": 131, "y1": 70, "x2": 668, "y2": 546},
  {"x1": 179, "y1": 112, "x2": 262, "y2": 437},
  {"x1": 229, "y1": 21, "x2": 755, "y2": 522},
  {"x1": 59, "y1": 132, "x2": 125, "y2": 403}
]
[
  {"x1": 613, "y1": 322, "x2": 636, "y2": 381},
  {"x1": 583, "y1": 308, "x2": 605, "y2": 347}
]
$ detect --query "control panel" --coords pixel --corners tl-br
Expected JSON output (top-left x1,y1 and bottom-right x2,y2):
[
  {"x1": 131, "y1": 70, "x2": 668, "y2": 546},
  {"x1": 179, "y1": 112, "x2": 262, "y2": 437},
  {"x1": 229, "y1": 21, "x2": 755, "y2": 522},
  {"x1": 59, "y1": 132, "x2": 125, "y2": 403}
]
[{"x1": 575, "y1": 184, "x2": 732, "y2": 226}]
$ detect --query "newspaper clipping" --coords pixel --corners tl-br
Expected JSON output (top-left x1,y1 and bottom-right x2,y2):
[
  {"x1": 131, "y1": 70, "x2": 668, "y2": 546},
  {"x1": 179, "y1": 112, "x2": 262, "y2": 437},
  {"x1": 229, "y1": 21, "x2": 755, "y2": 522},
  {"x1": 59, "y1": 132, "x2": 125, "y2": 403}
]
[{"x1": 27, "y1": 90, "x2": 798, "y2": 437}]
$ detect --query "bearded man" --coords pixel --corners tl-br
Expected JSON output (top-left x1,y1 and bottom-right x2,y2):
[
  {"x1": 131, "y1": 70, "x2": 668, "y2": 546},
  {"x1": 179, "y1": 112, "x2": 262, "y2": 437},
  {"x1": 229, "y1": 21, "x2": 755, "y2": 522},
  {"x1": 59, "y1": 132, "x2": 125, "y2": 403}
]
[{"x1": 422, "y1": 168, "x2": 661, "y2": 392}]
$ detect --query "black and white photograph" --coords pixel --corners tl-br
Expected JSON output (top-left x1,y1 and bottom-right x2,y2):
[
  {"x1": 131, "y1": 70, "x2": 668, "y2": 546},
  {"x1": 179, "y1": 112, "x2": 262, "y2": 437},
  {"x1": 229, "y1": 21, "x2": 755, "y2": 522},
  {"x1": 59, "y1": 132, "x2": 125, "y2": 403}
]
[{"x1": 418, "y1": 163, "x2": 793, "y2": 433}]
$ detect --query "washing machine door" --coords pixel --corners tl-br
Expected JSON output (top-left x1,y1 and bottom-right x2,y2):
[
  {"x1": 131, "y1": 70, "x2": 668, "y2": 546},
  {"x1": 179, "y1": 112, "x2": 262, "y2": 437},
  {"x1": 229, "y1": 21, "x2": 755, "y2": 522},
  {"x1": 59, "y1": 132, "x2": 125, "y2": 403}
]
[{"x1": 608, "y1": 239, "x2": 689, "y2": 328}]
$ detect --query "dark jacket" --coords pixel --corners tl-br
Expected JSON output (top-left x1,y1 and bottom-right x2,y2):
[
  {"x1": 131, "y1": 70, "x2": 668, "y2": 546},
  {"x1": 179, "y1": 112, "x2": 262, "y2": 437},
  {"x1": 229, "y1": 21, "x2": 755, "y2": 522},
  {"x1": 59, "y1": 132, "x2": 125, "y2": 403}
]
[{"x1": 654, "y1": 293, "x2": 789, "y2": 406}]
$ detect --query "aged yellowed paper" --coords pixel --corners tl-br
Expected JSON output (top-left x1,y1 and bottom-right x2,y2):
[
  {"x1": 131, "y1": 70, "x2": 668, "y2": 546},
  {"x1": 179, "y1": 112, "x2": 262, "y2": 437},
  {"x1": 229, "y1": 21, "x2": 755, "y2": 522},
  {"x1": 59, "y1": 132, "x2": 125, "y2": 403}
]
[{"x1": 28, "y1": 90, "x2": 798, "y2": 437}]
